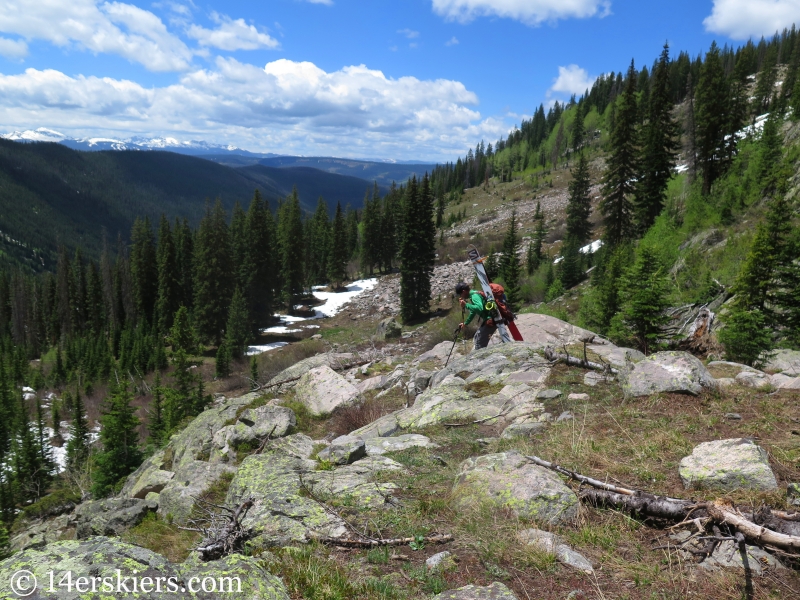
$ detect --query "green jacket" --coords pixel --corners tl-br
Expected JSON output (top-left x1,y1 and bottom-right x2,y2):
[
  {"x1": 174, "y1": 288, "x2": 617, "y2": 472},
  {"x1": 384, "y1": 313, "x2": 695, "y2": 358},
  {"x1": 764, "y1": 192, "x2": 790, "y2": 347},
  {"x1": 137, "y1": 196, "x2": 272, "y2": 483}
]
[{"x1": 463, "y1": 290, "x2": 491, "y2": 326}]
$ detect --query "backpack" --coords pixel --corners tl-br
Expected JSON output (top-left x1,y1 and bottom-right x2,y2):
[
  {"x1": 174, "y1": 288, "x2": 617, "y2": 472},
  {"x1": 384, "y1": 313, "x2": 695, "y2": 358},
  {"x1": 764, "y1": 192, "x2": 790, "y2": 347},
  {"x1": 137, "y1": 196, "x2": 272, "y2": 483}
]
[{"x1": 478, "y1": 283, "x2": 515, "y2": 321}]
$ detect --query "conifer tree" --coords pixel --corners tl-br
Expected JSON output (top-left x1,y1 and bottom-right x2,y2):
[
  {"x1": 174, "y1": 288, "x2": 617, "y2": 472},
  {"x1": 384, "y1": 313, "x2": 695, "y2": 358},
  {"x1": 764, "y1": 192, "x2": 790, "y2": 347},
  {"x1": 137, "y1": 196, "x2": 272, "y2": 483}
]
[
  {"x1": 531, "y1": 201, "x2": 546, "y2": 262},
  {"x1": 149, "y1": 371, "x2": 164, "y2": 447},
  {"x1": 307, "y1": 197, "x2": 331, "y2": 285},
  {"x1": 193, "y1": 201, "x2": 232, "y2": 344},
  {"x1": 278, "y1": 189, "x2": 305, "y2": 309},
  {"x1": 499, "y1": 212, "x2": 522, "y2": 308},
  {"x1": 215, "y1": 341, "x2": 231, "y2": 379},
  {"x1": 636, "y1": 43, "x2": 679, "y2": 232},
  {"x1": 327, "y1": 202, "x2": 349, "y2": 288},
  {"x1": 175, "y1": 218, "x2": 194, "y2": 310},
  {"x1": 609, "y1": 247, "x2": 670, "y2": 353},
  {"x1": 65, "y1": 388, "x2": 89, "y2": 471},
  {"x1": 559, "y1": 239, "x2": 583, "y2": 289},
  {"x1": 380, "y1": 190, "x2": 399, "y2": 270},
  {"x1": 345, "y1": 206, "x2": 360, "y2": 260},
  {"x1": 566, "y1": 153, "x2": 593, "y2": 245},
  {"x1": 92, "y1": 381, "x2": 142, "y2": 497},
  {"x1": 156, "y1": 215, "x2": 179, "y2": 333},
  {"x1": 0, "y1": 523, "x2": 10, "y2": 560},
  {"x1": 600, "y1": 61, "x2": 639, "y2": 247},
  {"x1": 250, "y1": 355, "x2": 259, "y2": 385},
  {"x1": 229, "y1": 202, "x2": 249, "y2": 292},
  {"x1": 399, "y1": 176, "x2": 436, "y2": 322},
  {"x1": 361, "y1": 185, "x2": 382, "y2": 275},
  {"x1": 130, "y1": 217, "x2": 158, "y2": 323},
  {"x1": 170, "y1": 306, "x2": 198, "y2": 355},
  {"x1": 571, "y1": 102, "x2": 585, "y2": 153},
  {"x1": 244, "y1": 191, "x2": 275, "y2": 328},
  {"x1": 525, "y1": 241, "x2": 539, "y2": 275},
  {"x1": 757, "y1": 111, "x2": 784, "y2": 194},
  {"x1": 225, "y1": 287, "x2": 250, "y2": 359},
  {"x1": 695, "y1": 42, "x2": 731, "y2": 193},
  {"x1": 754, "y1": 44, "x2": 778, "y2": 114}
]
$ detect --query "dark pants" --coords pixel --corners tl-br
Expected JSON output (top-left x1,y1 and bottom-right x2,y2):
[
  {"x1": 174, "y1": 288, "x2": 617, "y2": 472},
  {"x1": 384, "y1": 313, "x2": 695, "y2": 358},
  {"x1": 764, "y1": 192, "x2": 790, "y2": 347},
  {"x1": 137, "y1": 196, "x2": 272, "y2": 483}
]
[{"x1": 473, "y1": 323, "x2": 496, "y2": 351}]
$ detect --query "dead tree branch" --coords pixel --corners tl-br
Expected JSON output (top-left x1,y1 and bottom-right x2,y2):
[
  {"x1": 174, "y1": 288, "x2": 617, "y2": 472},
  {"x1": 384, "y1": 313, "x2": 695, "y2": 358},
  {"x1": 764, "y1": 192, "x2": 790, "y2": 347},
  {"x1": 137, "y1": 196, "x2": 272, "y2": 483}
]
[
  {"x1": 544, "y1": 346, "x2": 618, "y2": 374},
  {"x1": 307, "y1": 532, "x2": 453, "y2": 548},
  {"x1": 180, "y1": 498, "x2": 254, "y2": 561}
]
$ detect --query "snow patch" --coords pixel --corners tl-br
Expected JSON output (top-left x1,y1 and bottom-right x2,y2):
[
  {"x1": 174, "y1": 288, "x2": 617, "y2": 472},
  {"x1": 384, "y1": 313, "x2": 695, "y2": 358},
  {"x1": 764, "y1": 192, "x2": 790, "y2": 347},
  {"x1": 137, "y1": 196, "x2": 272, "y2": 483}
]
[
  {"x1": 246, "y1": 342, "x2": 288, "y2": 356},
  {"x1": 554, "y1": 239, "x2": 603, "y2": 264}
]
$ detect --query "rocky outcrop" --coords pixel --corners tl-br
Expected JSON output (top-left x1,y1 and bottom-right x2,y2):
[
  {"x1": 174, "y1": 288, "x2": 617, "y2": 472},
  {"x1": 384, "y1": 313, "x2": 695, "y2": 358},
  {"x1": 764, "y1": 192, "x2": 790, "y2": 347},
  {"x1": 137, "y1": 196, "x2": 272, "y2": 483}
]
[
  {"x1": 679, "y1": 439, "x2": 778, "y2": 492},
  {"x1": 294, "y1": 365, "x2": 360, "y2": 416},
  {"x1": 376, "y1": 317, "x2": 402, "y2": 339},
  {"x1": 316, "y1": 435, "x2": 366, "y2": 464},
  {"x1": 434, "y1": 582, "x2": 519, "y2": 599},
  {"x1": 765, "y1": 349, "x2": 800, "y2": 376},
  {"x1": 10, "y1": 513, "x2": 75, "y2": 553},
  {"x1": 224, "y1": 434, "x2": 402, "y2": 547},
  {"x1": 120, "y1": 392, "x2": 295, "y2": 525},
  {"x1": 75, "y1": 497, "x2": 157, "y2": 539},
  {"x1": 0, "y1": 537, "x2": 290, "y2": 599},
  {"x1": 364, "y1": 434, "x2": 438, "y2": 455},
  {"x1": 266, "y1": 352, "x2": 355, "y2": 388},
  {"x1": 453, "y1": 451, "x2": 578, "y2": 524},
  {"x1": 619, "y1": 351, "x2": 717, "y2": 398}
]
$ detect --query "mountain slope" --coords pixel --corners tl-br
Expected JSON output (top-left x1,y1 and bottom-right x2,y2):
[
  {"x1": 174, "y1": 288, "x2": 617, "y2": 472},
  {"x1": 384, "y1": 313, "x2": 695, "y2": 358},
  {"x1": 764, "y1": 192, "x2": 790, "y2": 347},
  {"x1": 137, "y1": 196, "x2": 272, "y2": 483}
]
[{"x1": 0, "y1": 140, "x2": 372, "y2": 269}]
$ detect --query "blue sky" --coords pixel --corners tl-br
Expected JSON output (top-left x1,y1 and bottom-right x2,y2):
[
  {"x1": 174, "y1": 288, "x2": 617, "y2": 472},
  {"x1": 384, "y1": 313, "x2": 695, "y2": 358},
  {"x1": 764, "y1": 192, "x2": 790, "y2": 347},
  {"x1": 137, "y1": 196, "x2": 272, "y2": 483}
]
[{"x1": 1, "y1": 0, "x2": 800, "y2": 161}]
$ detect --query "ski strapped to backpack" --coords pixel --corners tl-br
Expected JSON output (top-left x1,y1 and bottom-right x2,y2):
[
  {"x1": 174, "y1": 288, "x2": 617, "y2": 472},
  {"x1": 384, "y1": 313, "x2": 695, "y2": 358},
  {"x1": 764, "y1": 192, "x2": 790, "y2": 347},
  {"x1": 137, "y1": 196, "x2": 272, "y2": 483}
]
[{"x1": 466, "y1": 247, "x2": 524, "y2": 343}]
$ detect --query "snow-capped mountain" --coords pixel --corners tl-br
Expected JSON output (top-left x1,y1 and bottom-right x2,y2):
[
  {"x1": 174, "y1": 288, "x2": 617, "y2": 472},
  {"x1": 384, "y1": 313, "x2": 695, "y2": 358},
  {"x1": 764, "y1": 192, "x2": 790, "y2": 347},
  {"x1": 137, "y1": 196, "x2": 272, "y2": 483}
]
[{"x1": 1, "y1": 127, "x2": 278, "y2": 158}]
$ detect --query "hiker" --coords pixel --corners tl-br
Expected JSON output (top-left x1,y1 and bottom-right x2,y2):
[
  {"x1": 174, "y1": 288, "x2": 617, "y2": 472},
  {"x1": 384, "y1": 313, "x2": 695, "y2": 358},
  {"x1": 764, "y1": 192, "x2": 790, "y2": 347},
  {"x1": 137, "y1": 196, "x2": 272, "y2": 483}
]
[{"x1": 455, "y1": 282, "x2": 496, "y2": 350}]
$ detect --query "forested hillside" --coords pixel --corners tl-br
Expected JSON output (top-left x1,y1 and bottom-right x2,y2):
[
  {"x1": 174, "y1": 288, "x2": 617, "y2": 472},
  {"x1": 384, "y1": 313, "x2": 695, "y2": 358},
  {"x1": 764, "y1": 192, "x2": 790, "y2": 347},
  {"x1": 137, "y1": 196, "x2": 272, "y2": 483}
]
[{"x1": 0, "y1": 141, "x2": 378, "y2": 270}]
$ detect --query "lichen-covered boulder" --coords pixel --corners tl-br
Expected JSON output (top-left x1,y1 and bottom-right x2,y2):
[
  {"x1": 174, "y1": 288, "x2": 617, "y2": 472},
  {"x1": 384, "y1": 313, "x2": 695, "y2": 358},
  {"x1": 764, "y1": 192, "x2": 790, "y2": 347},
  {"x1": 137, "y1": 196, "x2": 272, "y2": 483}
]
[
  {"x1": 429, "y1": 342, "x2": 550, "y2": 388},
  {"x1": 619, "y1": 351, "x2": 717, "y2": 398},
  {"x1": 266, "y1": 352, "x2": 354, "y2": 388},
  {"x1": 357, "y1": 375, "x2": 388, "y2": 394},
  {"x1": 500, "y1": 422, "x2": 548, "y2": 439},
  {"x1": 75, "y1": 497, "x2": 157, "y2": 539},
  {"x1": 679, "y1": 439, "x2": 778, "y2": 491},
  {"x1": 453, "y1": 452, "x2": 578, "y2": 524},
  {"x1": 433, "y1": 582, "x2": 519, "y2": 599},
  {"x1": 377, "y1": 317, "x2": 402, "y2": 340},
  {"x1": 0, "y1": 537, "x2": 290, "y2": 599},
  {"x1": 294, "y1": 365, "x2": 360, "y2": 416},
  {"x1": 765, "y1": 349, "x2": 800, "y2": 376},
  {"x1": 316, "y1": 435, "x2": 366, "y2": 465},
  {"x1": 10, "y1": 513, "x2": 74, "y2": 553},
  {"x1": 303, "y1": 455, "x2": 404, "y2": 509},
  {"x1": 517, "y1": 529, "x2": 593, "y2": 573},
  {"x1": 364, "y1": 434, "x2": 438, "y2": 455},
  {"x1": 214, "y1": 405, "x2": 296, "y2": 452}
]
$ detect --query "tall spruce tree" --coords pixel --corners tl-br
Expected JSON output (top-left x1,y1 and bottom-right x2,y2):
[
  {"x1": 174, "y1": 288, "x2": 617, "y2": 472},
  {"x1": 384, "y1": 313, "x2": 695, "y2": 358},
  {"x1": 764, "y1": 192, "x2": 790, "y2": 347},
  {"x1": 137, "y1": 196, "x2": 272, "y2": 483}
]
[
  {"x1": 565, "y1": 153, "x2": 593, "y2": 245},
  {"x1": 636, "y1": 43, "x2": 679, "y2": 232},
  {"x1": 571, "y1": 102, "x2": 585, "y2": 153},
  {"x1": 499, "y1": 212, "x2": 522, "y2": 308},
  {"x1": 399, "y1": 176, "x2": 436, "y2": 322},
  {"x1": 361, "y1": 185, "x2": 382, "y2": 275},
  {"x1": 531, "y1": 201, "x2": 546, "y2": 263},
  {"x1": 149, "y1": 371, "x2": 165, "y2": 447},
  {"x1": 156, "y1": 215, "x2": 179, "y2": 333},
  {"x1": 65, "y1": 388, "x2": 89, "y2": 471},
  {"x1": 130, "y1": 217, "x2": 158, "y2": 324},
  {"x1": 278, "y1": 189, "x2": 305, "y2": 309},
  {"x1": 92, "y1": 381, "x2": 142, "y2": 497},
  {"x1": 244, "y1": 191, "x2": 275, "y2": 328},
  {"x1": 600, "y1": 60, "x2": 639, "y2": 247},
  {"x1": 695, "y1": 42, "x2": 731, "y2": 193},
  {"x1": 307, "y1": 197, "x2": 331, "y2": 285},
  {"x1": 193, "y1": 201, "x2": 233, "y2": 344},
  {"x1": 559, "y1": 239, "x2": 584, "y2": 290},
  {"x1": 225, "y1": 287, "x2": 250, "y2": 359},
  {"x1": 327, "y1": 202, "x2": 349, "y2": 288}
]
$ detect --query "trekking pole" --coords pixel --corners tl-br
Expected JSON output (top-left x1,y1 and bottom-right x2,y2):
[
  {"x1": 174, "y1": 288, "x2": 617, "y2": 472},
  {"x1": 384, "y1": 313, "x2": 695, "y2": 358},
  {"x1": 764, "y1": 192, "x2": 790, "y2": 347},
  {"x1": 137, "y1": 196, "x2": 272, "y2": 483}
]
[{"x1": 445, "y1": 325, "x2": 461, "y2": 368}]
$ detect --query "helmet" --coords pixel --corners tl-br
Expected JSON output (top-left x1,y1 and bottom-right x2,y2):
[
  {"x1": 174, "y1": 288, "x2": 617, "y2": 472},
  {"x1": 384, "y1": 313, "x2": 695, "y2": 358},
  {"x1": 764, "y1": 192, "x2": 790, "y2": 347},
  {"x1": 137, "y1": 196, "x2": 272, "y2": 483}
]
[{"x1": 455, "y1": 282, "x2": 469, "y2": 295}]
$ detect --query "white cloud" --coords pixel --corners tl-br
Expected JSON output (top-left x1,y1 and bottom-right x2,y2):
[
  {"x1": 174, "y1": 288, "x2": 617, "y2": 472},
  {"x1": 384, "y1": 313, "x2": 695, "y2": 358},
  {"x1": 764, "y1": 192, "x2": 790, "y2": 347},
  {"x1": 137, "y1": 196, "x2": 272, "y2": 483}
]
[
  {"x1": 0, "y1": 59, "x2": 506, "y2": 160},
  {"x1": 548, "y1": 64, "x2": 596, "y2": 97},
  {"x1": 446, "y1": 36, "x2": 459, "y2": 46},
  {"x1": 188, "y1": 13, "x2": 279, "y2": 51},
  {"x1": 304, "y1": 0, "x2": 333, "y2": 5},
  {"x1": 704, "y1": 0, "x2": 800, "y2": 40},
  {"x1": 431, "y1": 0, "x2": 611, "y2": 26},
  {"x1": 398, "y1": 28, "x2": 420, "y2": 39},
  {"x1": 0, "y1": 36, "x2": 27, "y2": 59},
  {"x1": 0, "y1": 0, "x2": 193, "y2": 71}
]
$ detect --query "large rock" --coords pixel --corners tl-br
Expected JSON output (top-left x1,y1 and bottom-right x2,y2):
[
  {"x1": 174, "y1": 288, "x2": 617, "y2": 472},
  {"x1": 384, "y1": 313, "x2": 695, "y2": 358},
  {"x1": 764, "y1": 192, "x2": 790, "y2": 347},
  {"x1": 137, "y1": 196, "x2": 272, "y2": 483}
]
[
  {"x1": 316, "y1": 435, "x2": 366, "y2": 465},
  {"x1": 0, "y1": 537, "x2": 290, "y2": 599},
  {"x1": 266, "y1": 352, "x2": 355, "y2": 389},
  {"x1": 10, "y1": 513, "x2": 75, "y2": 553},
  {"x1": 619, "y1": 351, "x2": 717, "y2": 398},
  {"x1": 434, "y1": 582, "x2": 519, "y2": 599},
  {"x1": 517, "y1": 528, "x2": 594, "y2": 573},
  {"x1": 294, "y1": 365, "x2": 360, "y2": 416},
  {"x1": 429, "y1": 342, "x2": 550, "y2": 388},
  {"x1": 225, "y1": 434, "x2": 401, "y2": 547},
  {"x1": 453, "y1": 452, "x2": 578, "y2": 524},
  {"x1": 765, "y1": 349, "x2": 800, "y2": 375},
  {"x1": 120, "y1": 392, "x2": 293, "y2": 524},
  {"x1": 75, "y1": 497, "x2": 157, "y2": 539},
  {"x1": 364, "y1": 434, "x2": 438, "y2": 455},
  {"x1": 679, "y1": 439, "x2": 778, "y2": 491},
  {"x1": 376, "y1": 317, "x2": 402, "y2": 340}
]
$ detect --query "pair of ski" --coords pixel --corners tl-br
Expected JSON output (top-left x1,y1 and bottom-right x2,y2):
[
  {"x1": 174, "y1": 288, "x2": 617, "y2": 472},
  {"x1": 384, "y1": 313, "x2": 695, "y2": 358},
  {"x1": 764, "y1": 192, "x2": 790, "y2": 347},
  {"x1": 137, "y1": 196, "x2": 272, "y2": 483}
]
[{"x1": 466, "y1": 247, "x2": 524, "y2": 343}]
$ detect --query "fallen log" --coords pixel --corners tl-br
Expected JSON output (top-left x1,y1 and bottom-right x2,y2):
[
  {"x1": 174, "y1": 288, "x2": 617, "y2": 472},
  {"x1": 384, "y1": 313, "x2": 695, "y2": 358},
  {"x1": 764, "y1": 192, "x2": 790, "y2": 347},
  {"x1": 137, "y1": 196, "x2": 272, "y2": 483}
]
[
  {"x1": 579, "y1": 488, "x2": 700, "y2": 522},
  {"x1": 708, "y1": 500, "x2": 800, "y2": 551},
  {"x1": 544, "y1": 346, "x2": 618, "y2": 375},
  {"x1": 307, "y1": 532, "x2": 453, "y2": 548}
]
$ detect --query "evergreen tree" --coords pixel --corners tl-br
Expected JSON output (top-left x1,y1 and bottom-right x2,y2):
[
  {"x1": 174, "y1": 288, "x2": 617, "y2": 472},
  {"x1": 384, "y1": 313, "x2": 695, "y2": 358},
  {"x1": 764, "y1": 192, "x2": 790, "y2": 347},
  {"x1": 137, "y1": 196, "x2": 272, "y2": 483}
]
[
  {"x1": 559, "y1": 239, "x2": 584, "y2": 289},
  {"x1": 328, "y1": 202, "x2": 349, "y2": 288},
  {"x1": 92, "y1": 381, "x2": 142, "y2": 497},
  {"x1": 399, "y1": 176, "x2": 436, "y2": 322},
  {"x1": 0, "y1": 523, "x2": 10, "y2": 560},
  {"x1": 229, "y1": 202, "x2": 249, "y2": 292},
  {"x1": 361, "y1": 185, "x2": 382, "y2": 275},
  {"x1": 600, "y1": 60, "x2": 639, "y2": 247},
  {"x1": 149, "y1": 371, "x2": 164, "y2": 447},
  {"x1": 718, "y1": 308, "x2": 773, "y2": 367},
  {"x1": 609, "y1": 247, "x2": 671, "y2": 353},
  {"x1": 65, "y1": 388, "x2": 89, "y2": 471},
  {"x1": 499, "y1": 212, "x2": 522, "y2": 308},
  {"x1": 175, "y1": 218, "x2": 194, "y2": 310},
  {"x1": 307, "y1": 197, "x2": 331, "y2": 285},
  {"x1": 571, "y1": 102, "x2": 585, "y2": 153},
  {"x1": 194, "y1": 201, "x2": 233, "y2": 344},
  {"x1": 754, "y1": 44, "x2": 778, "y2": 113},
  {"x1": 380, "y1": 189, "x2": 399, "y2": 270},
  {"x1": 244, "y1": 191, "x2": 276, "y2": 329},
  {"x1": 215, "y1": 341, "x2": 231, "y2": 379},
  {"x1": 130, "y1": 217, "x2": 158, "y2": 323},
  {"x1": 225, "y1": 287, "x2": 250, "y2": 359},
  {"x1": 156, "y1": 215, "x2": 179, "y2": 333},
  {"x1": 170, "y1": 306, "x2": 198, "y2": 355},
  {"x1": 345, "y1": 206, "x2": 360, "y2": 259},
  {"x1": 695, "y1": 42, "x2": 731, "y2": 193},
  {"x1": 531, "y1": 201, "x2": 546, "y2": 262},
  {"x1": 250, "y1": 355, "x2": 259, "y2": 385},
  {"x1": 636, "y1": 43, "x2": 679, "y2": 232},
  {"x1": 565, "y1": 153, "x2": 593, "y2": 245},
  {"x1": 278, "y1": 189, "x2": 305, "y2": 310},
  {"x1": 525, "y1": 241, "x2": 539, "y2": 275},
  {"x1": 757, "y1": 110, "x2": 784, "y2": 194}
]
